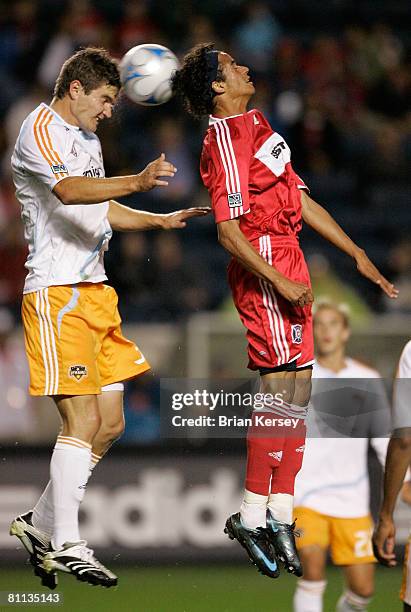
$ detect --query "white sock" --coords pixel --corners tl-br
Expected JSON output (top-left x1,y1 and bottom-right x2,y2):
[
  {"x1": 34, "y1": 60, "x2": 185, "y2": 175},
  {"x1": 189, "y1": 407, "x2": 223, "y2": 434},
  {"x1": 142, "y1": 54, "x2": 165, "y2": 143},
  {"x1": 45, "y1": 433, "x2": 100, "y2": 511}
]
[
  {"x1": 239, "y1": 489, "x2": 268, "y2": 529},
  {"x1": 294, "y1": 579, "x2": 327, "y2": 612},
  {"x1": 32, "y1": 481, "x2": 54, "y2": 538},
  {"x1": 50, "y1": 435, "x2": 91, "y2": 549},
  {"x1": 32, "y1": 450, "x2": 102, "y2": 538},
  {"x1": 268, "y1": 492, "x2": 294, "y2": 524},
  {"x1": 89, "y1": 451, "x2": 102, "y2": 476},
  {"x1": 336, "y1": 590, "x2": 371, "y2": 611}
]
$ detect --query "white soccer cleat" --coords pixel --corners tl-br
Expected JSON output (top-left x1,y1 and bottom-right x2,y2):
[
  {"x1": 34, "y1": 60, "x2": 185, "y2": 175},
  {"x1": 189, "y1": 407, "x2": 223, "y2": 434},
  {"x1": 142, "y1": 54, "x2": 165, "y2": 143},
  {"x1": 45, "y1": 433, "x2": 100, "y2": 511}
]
[
  {"x1": 42, "y1": 540, "x2": 117, "y2": 588},
  {"x1": 9, "y1": 511, "x2": 58, "y2": 590}
]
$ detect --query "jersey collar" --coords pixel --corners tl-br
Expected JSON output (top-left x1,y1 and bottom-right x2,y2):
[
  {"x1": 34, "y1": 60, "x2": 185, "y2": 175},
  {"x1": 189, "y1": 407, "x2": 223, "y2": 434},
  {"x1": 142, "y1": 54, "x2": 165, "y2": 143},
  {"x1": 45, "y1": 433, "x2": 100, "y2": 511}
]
[{"x1": 209, "y1": 112, "x2": 244, "y2": 125}]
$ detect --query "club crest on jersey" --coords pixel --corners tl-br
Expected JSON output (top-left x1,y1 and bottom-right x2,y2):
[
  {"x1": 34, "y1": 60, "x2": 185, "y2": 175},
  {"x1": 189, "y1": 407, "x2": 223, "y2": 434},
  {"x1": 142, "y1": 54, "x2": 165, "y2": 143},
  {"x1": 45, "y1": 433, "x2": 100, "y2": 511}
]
[
  {"x1": 68, "y1": 365, "x2": 88, "y2": 381},
  {"x1": 51, "y1": 163, "x2": 68, "y2": 174},
  {"x1": 228, "y1": 192, "x2": 243, "y2": 208},
  {"x1": 291, "y1": 324, "x2": 303, "y2": 344},
  {"x1": 271, "y1": 141, "x2": 286, "y2": 159}
]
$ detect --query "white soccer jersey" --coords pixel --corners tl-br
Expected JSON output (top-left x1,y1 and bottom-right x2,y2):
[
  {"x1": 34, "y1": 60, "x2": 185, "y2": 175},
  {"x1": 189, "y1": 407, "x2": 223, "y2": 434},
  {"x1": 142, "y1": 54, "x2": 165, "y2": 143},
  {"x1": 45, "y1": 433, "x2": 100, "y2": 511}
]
[
  {"x1": 11, "y1": 103, "x2": 112, "y2": 294},
  {"x1": 294, "y1": 358, "x2": 390, "y2": 517},
  {"x1": 393, "y1": 340, "x2": 411, "y2": 430}
]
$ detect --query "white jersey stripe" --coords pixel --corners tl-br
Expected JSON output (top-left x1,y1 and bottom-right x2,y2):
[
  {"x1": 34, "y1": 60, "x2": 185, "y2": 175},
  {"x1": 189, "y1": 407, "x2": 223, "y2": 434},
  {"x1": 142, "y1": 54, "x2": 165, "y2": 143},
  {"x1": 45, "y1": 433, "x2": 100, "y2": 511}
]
[
  {"x1": 35, "y1": 291, "x2": 50, "y2": 395},
  {"x1": 44, "y1": 288, "x2": 59, "y2": 395},
  {"x1": 259, "y1": 237, "x2": 282, "y2": 365},
  {"x1": 39, "y1": 289, "x2": 55, "y2": 395},
  {"x1": 221, "y1": 120, "x2": 241, "y2": 192},
  {"x1": 213, "y1": 123, "x2": 231, "y2": 194},
  {"x1": 266, "y1": 235, "x2": 290, "y2": 361},
  {"x1": 261, "y1": 235, "x2": 287, "y2": 363},
  {"x1": 215, "y1": 122, "x2": 236, "y2": 193}
]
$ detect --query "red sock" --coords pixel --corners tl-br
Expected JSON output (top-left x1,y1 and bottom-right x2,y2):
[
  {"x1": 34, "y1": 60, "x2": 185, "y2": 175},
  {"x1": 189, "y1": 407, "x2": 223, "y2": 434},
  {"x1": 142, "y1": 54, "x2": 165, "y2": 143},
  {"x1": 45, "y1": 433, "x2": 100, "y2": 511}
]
[
  {"x1": 245, "y1": 415, "x2": 306, "y2": 496},
  {"x1": 270, "y1": 433, "x2": 306, "y2": 495}
]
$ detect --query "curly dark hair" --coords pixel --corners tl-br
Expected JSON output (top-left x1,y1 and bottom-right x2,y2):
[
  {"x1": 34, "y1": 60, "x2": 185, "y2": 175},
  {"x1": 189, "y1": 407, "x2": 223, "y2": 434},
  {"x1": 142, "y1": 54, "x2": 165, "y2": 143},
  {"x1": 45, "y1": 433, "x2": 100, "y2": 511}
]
[
  {"x1": 54, "y1": 47, "x2": 121, "y2": 99},
  {"x1": 171, "y1": 43, "x2": 224, "y2": 119}
]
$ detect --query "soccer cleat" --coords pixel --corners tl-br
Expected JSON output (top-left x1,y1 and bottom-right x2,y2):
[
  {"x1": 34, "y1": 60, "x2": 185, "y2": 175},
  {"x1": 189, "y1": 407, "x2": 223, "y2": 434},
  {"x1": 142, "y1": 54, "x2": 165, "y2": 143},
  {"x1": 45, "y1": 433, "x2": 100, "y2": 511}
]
[
  {"x1": 9, "y1": 511, "x2": 58, "y2": 590},
  {"x1": 42, "y1": 541, "x2": 117, "y2": 588},
  {"x1": 224, "y1": 512, "x2": 280, "y2": 579},
  {"x1": 266, "y1": 512, "x2": 303, "y2": 577}
]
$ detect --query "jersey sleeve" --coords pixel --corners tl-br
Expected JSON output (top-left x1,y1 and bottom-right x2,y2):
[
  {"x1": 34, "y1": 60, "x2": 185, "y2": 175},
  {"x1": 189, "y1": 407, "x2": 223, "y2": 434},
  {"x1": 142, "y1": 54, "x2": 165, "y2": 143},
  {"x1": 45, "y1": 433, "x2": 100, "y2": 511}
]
[
  {"x1": 19, "y1": 117, "x2": 70, "y2": 190},
  {"x1": 200, "y1": 120, "x2": 251, "y2": 223}
]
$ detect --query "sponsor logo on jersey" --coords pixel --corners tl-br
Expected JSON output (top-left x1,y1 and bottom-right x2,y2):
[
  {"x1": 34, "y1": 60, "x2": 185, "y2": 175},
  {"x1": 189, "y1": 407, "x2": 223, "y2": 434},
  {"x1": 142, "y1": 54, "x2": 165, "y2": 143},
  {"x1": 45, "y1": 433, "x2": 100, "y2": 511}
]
[
  {"x1": 68, "y1": 365, "x2": 88, "y2": 381},
  {"x1": 51, "y1": 163, "x2": 68, "y2": 174},
  {"x1": 253, "y1": 115, "x2": 260, "y2": 125},
  {"x1": 270, "y1": 141, "x2": 286, "y2": 159},
  {"x1": 295, "y1": 445, "x2": 305, "y2": 453},
  {"x1": 268, "y1": 451, "x2": 283, "y2": 462},
  {"x1": 227, "y1": 192, "x2": 243, "y2": 207},
  {"x1": 291, "y1": 324, "x2": 303, "y2": 344},
  {"x1": 83, "y1": 166, "x2": 102, "y2": 178},
  {"x1": 70, "y1": 143, "x2": 78, "y2": 157}
]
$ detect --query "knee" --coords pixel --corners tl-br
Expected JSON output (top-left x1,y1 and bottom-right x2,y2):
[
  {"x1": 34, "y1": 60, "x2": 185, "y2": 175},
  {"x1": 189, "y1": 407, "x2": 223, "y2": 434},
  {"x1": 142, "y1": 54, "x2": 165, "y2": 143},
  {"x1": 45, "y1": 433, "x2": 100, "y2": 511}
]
[
  {"x1": 293, "y1": 378, "x2": 312, "y2": 407},
  {"x1": 99, "y1": 417, "x2": 125, "y2": 444},
  {"x1": 61, "y1": 402, "x2": 102, "y2": 439},
  {"x1": 350, "y1": 585, "x2": 374, "y2": 599}
]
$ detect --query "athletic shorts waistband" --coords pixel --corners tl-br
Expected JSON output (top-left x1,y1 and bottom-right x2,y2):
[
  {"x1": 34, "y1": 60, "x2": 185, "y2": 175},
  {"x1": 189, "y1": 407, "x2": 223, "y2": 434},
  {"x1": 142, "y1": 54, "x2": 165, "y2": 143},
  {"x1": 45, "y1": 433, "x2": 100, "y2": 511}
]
[{"x1": 250, "y1": 234, "x2": 300, "y2": 249}]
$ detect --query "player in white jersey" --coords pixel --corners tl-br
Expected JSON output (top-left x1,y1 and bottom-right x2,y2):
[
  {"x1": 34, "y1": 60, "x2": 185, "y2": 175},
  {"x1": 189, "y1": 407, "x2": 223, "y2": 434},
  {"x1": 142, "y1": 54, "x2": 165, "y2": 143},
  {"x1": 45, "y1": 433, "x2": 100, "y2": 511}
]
[
  {"x1": 293, "y1": 303, "x2": 390, "y2": 612},
  {"x1": 373, "y1": 340, "x2": 411, "y2": 610},
  {"x1": 9, "y1": 47, "x2": 209, "y2": 589}
]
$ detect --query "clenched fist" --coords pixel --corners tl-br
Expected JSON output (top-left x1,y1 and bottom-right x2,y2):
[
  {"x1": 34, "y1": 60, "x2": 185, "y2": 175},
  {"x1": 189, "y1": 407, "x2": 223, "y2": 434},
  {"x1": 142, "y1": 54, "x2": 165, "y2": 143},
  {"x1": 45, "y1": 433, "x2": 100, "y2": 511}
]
[{"x1": 274, "y1": 276, "x2": 314, "y2": 307}]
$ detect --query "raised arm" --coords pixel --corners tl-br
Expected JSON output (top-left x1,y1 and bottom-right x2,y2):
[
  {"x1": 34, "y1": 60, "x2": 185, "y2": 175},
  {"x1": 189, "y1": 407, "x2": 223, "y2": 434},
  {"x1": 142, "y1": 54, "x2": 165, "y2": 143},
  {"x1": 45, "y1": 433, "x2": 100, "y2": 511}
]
[
  {"x1": 53, "y1": 154, "x2": 176, "y2": 205},
  {"x1": 218, "y1": 218, "x2": 313, "y2": 307},
  {"x1": 300, "y1": 191, "x2": 398, "y2": 299},
  {"x1": 108, "y1": 200, "x2": 210, "y2": 232}
]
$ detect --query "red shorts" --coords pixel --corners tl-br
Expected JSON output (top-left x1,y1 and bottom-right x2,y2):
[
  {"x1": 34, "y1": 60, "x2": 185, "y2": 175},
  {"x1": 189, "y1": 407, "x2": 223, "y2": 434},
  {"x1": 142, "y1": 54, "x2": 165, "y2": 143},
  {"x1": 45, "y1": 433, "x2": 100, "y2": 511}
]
[{"x1": 228, "y1": 234, "x2": 314, "y2": 370}]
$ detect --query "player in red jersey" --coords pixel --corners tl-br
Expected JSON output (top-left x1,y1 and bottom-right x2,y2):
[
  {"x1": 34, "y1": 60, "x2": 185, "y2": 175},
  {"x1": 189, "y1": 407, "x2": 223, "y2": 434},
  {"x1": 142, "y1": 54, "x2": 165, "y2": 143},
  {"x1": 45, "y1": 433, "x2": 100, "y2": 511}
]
[{"x1": 172, "y1": 43, "x2": 398, "y2": 579}]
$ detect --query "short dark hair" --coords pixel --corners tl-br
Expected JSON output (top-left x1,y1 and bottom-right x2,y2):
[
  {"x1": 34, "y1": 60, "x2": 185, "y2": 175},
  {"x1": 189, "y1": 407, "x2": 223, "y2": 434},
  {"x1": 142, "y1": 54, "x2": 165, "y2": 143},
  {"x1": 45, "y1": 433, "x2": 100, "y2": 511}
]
[
  {"x1": 54, "y1": 47, "x2": 121, "y2": 99},
  {"x1": 171, "y1": 43, "x2": 224, "y2": 119}
]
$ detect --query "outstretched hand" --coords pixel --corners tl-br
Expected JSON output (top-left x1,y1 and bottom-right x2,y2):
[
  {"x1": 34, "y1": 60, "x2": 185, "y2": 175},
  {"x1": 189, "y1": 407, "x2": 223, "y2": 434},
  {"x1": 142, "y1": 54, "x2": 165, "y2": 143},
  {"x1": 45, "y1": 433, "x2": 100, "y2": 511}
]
[
  {"x1": 355, "y1": 250, "x2": 399, "y2": 299},
  {"x1": 137, "y1": 153, "x2": 177, "y2": 191},
  {"x1": 372, "y1": 517, "x2": 397, "y2": 567},
  {"x1": 163, "y1": 207, "x2": 211, "y2": 229}
]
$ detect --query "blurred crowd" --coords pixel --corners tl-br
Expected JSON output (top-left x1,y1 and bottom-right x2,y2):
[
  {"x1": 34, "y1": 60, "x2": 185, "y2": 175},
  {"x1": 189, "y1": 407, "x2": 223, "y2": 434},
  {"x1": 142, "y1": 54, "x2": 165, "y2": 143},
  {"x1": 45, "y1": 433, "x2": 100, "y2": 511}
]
[{"x1": 0, "y1": 0, "x2": 410, "y2": 329}]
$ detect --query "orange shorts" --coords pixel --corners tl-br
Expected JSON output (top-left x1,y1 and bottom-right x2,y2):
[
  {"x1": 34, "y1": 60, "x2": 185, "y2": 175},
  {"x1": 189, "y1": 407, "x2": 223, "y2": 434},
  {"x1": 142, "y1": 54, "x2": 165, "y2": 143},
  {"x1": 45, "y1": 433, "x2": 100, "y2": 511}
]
[
  {"x1": 22, "y1": 283, "x2": 150, "y2": 396},
  {"x1": 294, "y1": 506, "x2": 376, "y2": 565}
]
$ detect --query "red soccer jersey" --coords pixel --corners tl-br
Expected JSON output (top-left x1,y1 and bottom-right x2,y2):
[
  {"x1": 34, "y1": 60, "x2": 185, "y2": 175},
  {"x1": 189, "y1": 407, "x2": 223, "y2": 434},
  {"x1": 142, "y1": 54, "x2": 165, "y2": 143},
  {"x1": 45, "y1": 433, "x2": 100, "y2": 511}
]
[{"x1": 200, "y1": 109, "x2": 308, "y2": 243}]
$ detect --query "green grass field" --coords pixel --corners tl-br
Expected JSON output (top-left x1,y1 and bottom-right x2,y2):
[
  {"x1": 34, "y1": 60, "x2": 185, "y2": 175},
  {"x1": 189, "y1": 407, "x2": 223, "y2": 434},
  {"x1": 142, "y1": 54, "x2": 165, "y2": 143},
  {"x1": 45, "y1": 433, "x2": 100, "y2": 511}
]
[{"x1": 0, "y1": 565, "x2": 402, "y2": 612}]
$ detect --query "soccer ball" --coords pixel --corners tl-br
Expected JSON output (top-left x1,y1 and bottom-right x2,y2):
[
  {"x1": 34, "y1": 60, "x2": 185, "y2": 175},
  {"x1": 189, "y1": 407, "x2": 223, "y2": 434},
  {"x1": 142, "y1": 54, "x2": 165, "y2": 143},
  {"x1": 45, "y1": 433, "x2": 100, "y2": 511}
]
[{"x1": 119, "y1": 44, "x2": 180, "y2": 106}]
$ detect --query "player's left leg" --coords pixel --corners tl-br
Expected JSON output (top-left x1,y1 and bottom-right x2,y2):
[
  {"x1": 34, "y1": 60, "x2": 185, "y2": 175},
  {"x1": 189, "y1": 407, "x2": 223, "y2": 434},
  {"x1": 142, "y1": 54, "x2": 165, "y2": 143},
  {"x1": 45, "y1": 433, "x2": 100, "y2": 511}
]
[
  {"x1": 265, "y1": 367, "x2": 312, "y2": 576},
  {"x1": 330, "y1": 515, "x2": 375, "y2": 611},
  {"x1": 337, "y1": 564, "x2": 374, "y2": 611},
  {"x1": 92, "y1": 387, "x2": 125, "y2": 460}
]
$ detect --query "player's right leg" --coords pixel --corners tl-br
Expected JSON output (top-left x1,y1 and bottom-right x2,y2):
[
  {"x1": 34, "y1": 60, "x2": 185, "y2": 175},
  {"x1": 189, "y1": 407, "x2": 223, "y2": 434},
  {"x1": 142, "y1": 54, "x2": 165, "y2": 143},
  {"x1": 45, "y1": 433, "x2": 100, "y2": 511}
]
[
  {"x1": 292, "y1": 507, "x2": 329, "y2": 612},
  {"x1": 40, "y1": 394, "x2": 117, "y2": 587},
  {"x1": 293, "y1": 546, "x2": 327, "y2": 612}
]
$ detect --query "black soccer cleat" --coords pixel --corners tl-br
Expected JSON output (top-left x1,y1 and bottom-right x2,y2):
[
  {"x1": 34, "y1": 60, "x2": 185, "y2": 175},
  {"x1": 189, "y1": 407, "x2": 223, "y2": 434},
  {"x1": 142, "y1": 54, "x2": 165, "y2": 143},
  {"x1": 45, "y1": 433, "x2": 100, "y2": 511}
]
[
  {"x1": 9, "y1": 511, "x2": 58, "y2": 590},
  {"x1": 266, "y1": 512, "x2": 303, "y2": 577},
  {"x1": 224, "y1": 512, "x2": 280, "y2": 579},
  {"x1": 42, "y1": 540, "x2": 117, "y2": 588}
]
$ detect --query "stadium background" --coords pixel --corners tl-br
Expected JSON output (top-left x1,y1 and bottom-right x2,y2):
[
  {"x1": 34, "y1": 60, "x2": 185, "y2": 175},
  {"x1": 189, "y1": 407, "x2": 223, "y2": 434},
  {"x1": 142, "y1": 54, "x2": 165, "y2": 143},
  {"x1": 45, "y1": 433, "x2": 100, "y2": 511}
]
[{"x1": 0, "y1": 0, "x2": 410, "y2": 610}]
